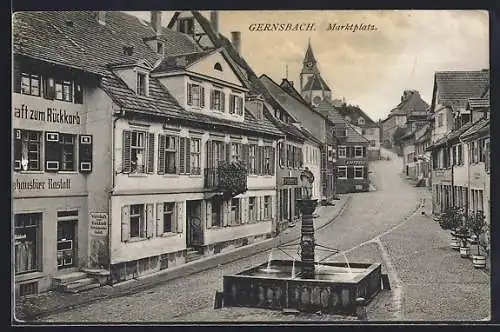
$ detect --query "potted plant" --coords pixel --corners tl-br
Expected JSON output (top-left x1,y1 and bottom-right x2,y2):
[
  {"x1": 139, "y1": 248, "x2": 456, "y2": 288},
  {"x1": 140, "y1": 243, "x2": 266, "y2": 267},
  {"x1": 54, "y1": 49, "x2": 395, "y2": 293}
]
[
  {"x1": 435, "y1": 207, "x2": 463, "y2": 250},
  {"x1": 455, "y1": 224, "x2": 470, "y2": 258},
  {"x1": 465, "y1": 211, "x2": 489, "y2": 269},
  {"x1": 217, "y1": 160, "x2": 248, "y2": 199}
]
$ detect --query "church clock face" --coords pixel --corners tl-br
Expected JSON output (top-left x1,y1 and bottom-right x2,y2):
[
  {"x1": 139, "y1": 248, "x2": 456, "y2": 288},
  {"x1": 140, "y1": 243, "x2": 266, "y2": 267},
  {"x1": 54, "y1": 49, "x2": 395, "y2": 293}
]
[
  {"x1": 307, "y1": 62, "x2": 314, "y2": 68},
  {"x1": 313, "y1": 96, "x2": 322, "y2": 105}
]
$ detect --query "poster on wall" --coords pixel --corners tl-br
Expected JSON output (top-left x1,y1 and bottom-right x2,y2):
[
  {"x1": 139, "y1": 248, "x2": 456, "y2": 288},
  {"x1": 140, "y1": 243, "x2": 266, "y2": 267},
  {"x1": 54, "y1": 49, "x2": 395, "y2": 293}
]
[{"x1": 89, "y1": 212, "x2": 109, "y2": 268}]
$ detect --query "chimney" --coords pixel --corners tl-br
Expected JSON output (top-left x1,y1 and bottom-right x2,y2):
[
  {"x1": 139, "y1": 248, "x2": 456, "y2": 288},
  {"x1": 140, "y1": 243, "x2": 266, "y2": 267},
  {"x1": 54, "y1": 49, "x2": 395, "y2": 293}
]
[
  {"x1": 97, "y1": 11, "x2": 106, "y2": 25},
  {"x1": 151, "y1": 11, "x2": 162, "y2": 36},
  {"x1": 210, "y1": 11, "x2": 219, "y2": 34},
  {"x1": 231, "y1": 31, "x2": 241, "y2": 55}
]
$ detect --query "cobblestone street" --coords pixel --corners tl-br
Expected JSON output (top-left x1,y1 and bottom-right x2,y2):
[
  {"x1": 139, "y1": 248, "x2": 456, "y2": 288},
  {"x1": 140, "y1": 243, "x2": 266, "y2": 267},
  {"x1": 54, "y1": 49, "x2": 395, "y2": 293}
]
[{"x1": 33, "y1": 149, "x2": 490, "y2": 322}]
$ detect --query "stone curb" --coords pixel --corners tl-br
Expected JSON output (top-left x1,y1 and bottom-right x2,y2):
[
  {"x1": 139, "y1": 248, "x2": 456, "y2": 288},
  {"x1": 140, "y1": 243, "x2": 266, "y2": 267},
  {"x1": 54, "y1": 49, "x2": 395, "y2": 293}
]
[{"x1": 24, "y1": 196, "x2": 351, "y2": 321}]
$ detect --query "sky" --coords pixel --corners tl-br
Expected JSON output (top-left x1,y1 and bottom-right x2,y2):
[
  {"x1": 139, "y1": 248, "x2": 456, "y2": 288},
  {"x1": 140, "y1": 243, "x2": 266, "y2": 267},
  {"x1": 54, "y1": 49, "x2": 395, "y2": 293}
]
[{"x1": 127, "y1": 10, "x2": 489, "y2": 122}]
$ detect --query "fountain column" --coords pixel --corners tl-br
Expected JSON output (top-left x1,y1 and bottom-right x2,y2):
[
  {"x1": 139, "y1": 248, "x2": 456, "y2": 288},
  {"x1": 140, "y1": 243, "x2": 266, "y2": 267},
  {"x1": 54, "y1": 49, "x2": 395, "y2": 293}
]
[{"x1": 296, "y1": 198, "x2": 318, "y2": 279}]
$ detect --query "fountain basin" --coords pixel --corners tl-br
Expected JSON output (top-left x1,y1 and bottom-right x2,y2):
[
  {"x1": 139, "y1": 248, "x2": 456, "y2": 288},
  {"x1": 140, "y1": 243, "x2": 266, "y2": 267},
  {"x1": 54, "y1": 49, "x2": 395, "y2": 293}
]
[{"x1": 223, "y1": 260, "x2": 382, "y2": 315}]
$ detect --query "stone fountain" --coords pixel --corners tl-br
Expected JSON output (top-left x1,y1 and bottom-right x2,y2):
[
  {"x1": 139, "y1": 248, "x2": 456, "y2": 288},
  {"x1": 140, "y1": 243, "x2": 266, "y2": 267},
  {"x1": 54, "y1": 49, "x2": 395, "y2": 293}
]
[{"x1": 221, "y1": 168, "x2": 382, "y2": 315}]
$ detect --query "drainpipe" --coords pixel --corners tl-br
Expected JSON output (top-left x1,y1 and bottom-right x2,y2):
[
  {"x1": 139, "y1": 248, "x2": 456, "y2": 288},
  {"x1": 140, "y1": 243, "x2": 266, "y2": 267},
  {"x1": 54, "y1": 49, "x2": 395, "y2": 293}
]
[
  {"x1": 109, "y1": 108, "x2": 123, "y2": 275},
  {"x1": 459, "y1": 136, "x2": 470, "y2": 217}
]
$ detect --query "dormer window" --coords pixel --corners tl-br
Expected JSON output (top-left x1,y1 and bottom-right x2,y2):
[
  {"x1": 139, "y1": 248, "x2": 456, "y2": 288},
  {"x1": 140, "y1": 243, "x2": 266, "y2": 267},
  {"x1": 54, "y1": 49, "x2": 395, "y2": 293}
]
[
  {"x1": 229, "y1": 94, "x2": 243, "y2": 116},
  {"x1": 178, "y1": 18, "x2": 194, "y2": 35},
  {"x1": 358, "y1": 117, "x2": 365, "y2": 125},
  {"x1": 214, "y1": 62, "x2": 223, "y2": 71},
  {"x1": 210, "y1": 89, "x2": 225, "y2": 112},
  {"x1": 157, "y1": 42, "x2": 164, "y2": 54},
  {"x1": 187, "y1": 82, "x2": 205, "y2": 108},
  {"x1": 137, "y1": 72, "x2": 147, "y2": 96}
]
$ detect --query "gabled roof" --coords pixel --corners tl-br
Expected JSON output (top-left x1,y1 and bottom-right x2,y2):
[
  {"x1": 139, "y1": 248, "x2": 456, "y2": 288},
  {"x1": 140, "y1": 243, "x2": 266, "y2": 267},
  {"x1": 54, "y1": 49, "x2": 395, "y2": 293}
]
[
  {"x1": 433, "y1": 70, "x2": 489, "y2": 109},
  {"x1": 426, "y1": 121, "x2": 474, "y2": 150},
  {"x1": 315, "y1": 100, "x2": 345, "y2": 124},
  {"x1": 13, "y1": 11, "x2": 200, "y2": 77},
  {"x1": 460, "y1": 118, "x2": 489, "y2": 140},
  {"x1": 345, "y1": 124, "x2": 370, "y2": 144},
  {"x1": 334, "y1": 103, "x2": 378, "y2": 127},
  {"x1": 259, "y1": 74, "x2": 333, "y2": 134},
  {"x1": 152, "y1": 49, "x2": 213, "y2": 72},
  {"x1": 279, "y1": 78, "x2": 312, "y2": 108},
  {"x1": 390, "y1": 90, "x2": 429, "y2": 117},
  {"x1": 166, "y1": 11, "x2": 220, "y2": 46},
  {"x1": 262, "y1": 106, "x2": 306, "y2": 142},
  {"x1": 467, "y1": 98, "x2": 490, "y2": 109},
  {"x1": 303, "y1": 73, "x2": 331, "y2": 92}
]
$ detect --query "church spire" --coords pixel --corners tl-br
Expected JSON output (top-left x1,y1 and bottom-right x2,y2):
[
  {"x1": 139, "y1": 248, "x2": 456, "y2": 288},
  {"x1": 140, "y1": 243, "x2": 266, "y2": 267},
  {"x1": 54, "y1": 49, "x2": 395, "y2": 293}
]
[{"x1": 303, "y1": 38, "x2": 317, "y2": 66}]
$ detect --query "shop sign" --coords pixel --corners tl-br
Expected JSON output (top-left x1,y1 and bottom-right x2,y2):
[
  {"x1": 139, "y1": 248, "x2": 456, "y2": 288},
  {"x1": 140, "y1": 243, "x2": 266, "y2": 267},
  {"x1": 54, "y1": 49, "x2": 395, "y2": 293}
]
[
  {"x1": 89, "y1": 213, "x2": 108, "y2": 237},
  {"x1": 13, "y1": 178, "x2": 71, "y2": 191},
  {"x1": 14, "y1": 104, "x2": 81, "y2": 125},
  {"x1": 283, "y1": 177, "x2": 298, "y2": 185},
  {"x1": 345, "y1": 160, "x2": 366, "y2": 166}
]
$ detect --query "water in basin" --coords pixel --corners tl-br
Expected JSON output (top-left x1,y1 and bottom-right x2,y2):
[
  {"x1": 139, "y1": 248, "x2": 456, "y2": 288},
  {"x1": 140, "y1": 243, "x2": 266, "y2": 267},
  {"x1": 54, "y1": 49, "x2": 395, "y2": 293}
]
[{"x1": 250, "y1": 263, "x2": 366, "y2": 282}]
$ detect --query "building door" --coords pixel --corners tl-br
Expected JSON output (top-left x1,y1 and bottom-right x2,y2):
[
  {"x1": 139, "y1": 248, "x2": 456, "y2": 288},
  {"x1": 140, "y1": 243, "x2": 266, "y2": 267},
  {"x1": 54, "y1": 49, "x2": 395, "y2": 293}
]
[
  {"x1": 57, "y1": 219, "x2": 77, "y2": 269},
  {"x1": 186, "y1": 200, "x2": 203, "y2": 247}
]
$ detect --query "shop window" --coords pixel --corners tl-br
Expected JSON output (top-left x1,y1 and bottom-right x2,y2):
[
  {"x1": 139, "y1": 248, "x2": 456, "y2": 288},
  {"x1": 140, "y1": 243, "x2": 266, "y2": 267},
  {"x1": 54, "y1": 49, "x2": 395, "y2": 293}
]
[
  {"x1": 14, "y1": 213, "x2": 41, "y2": 275},
  {"x1": 338, "y1": 146, "x2": 346, "y2": 158},
  {"x1": 21, "y1": 73, "x2": 41, "y2": 96},
  {"x1": 354, "y1": 146, "x2": 363, "y2": 158},
  {"x1": 264, "y1": 196, "x2": 271, "y2": 220},
  {"x1": 55, "y1": 80, "x2": 73, "y2": 102},
  {"x1": 231, "y1": 198, "x2": 241, "y2": 225},
  {"x1": 354, "y1": 166, "x2": 364, "y2": 179},
  {"x1": 337, "y1": 166, "x2": 347, "y2": 179},
  {"x1": 190, "y1": 138, "x2": 201, "y2": 175},
  {"x1": 13, "y1": 129, "x2": 42, "y2": 171},
  {"x1": 229, "y1": 95, "x2": 243, "y2": 115},
  {"x1": 163, "y1": 202, "x2": 176, "y2": 233},
  {"x1": 136, "y1": 72, "x2": 147, "y2": 96},
  {"x1": 210, "y1": 89, "x2": 225, "y2": 112},
  {"x1": 129, "y1": 204, "x2": 146, "y2": 238},
  {"x1": 248, "y1": 197, "x2": 256, "y2": 222},
  {"x1": 60, "y1": 134, "x2": 76, "y2": 171},
  {"x1": 187, "y1": 83, "x2": 205, "y2": 108}
]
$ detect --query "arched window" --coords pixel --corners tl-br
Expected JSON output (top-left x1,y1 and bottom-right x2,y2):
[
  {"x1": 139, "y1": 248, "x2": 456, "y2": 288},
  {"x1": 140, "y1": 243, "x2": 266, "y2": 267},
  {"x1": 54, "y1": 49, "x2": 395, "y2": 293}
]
[{"x1": 214, "y1": 62, "x2": 223, "y2": 71}]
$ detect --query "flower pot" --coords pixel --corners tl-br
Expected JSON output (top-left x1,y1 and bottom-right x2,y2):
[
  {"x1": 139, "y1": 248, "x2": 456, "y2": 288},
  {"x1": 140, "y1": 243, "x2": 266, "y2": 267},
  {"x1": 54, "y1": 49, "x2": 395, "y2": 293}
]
[
  {"x1": 472, "y1": 255, "x2": 486, "y2": 269},
  {"x1": 460, "y1": 246, "x2": 470, "y2": 258}
]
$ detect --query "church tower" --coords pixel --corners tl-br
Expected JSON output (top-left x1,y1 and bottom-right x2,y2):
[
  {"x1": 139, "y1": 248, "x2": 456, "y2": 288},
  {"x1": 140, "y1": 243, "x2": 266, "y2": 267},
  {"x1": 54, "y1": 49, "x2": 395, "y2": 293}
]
[{"x1": 300, "y1": 40, "x2": 332, "y2": 107}]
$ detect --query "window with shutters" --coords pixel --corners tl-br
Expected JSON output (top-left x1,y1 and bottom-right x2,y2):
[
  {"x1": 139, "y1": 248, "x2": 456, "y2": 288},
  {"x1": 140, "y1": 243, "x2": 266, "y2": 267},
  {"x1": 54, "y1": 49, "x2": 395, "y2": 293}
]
[
  {"x1": 338, "y1": 146, "x2": 346, "y2": 158},
  {"x1": 14, "y1": 213, "x2": 42, "y2": 275},
  {"x1": 231, "y1": 143, "x2": 241, "y2": 161},
  {"x1": 187, "y1": 83, "x2": 205, "y2": 108},
  {"x1": 264, "y1": 196, "x2": 271, "y2": 220},
  {"x1": 163, "y1": 202, "x2": 176, "y2": 233},
  {"x1": 337, "y1": 166, "x2": 347, "y2": 179},
  {"x1": 14, "y1": 130, "x2": 42, "y2": 171},
  {"x1": 165, "y1": 135, "x2": 177, "y2": 174},
  {"x1": 21, "y1": 73, "x2": 41, "y2": 96},
  {"x1": 263, "y1": 146, "x2": 271, "y2": 174},
  {"x1": 60, "y1": 134, "x2": 76, "y2": 171},
  {"x1": 248, "y1": 144, "x2": 256, "y2": 174},
  {"x1": 130, "y1": 204, "x2": 145, "y2": 238},
  {"x1": 190, "y1": 138, "x2": 201, "y2": 175},
  {"x1": 354, "y1": 166, "x2": 364, "y2": 179},
  {"x1": 131, "y1": 131, "x2": 146, "y2": 173},
  {"x1": 55, "y1": 79, "x2": 73, "y2": 102},
  {"x1": 229, "y1": 95, "x2": 243, "y2": 115},
  {"x1": 248, "y1": 197, "x2": 256, "y2": 222},
  {"x1": 211, "y1": 89, "x2": 225, "y2": 112},
  {"x1": 231, "y1": 198, "x2": 241, "y2": 225},
  {"x1": 354, "y1": 146, "x2": 363, "y2": 158}
]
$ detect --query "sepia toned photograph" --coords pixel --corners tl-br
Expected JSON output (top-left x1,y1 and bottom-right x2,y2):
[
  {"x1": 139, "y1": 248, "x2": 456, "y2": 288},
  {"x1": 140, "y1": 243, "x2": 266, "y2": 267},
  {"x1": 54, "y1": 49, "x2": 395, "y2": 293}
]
[{"x1": 12, "y1": 9, "x2": 490, "y2": 323}]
